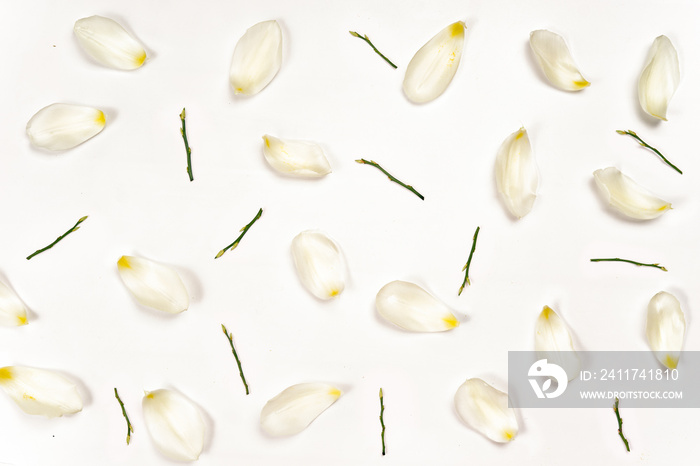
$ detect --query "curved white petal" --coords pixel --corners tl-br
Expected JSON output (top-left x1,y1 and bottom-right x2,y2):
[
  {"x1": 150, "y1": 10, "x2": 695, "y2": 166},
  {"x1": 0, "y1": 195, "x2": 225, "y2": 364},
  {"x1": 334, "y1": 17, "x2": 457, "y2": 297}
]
[
  {"x1": 291, "y1": 231, "x2": 345, "y2": 299},
  {"x1": 454, "y1": 378, "x2": 518, "y2": 443},
  {"x1": 74, "y1": 15, "x2": 147, "y2": 70},
  {"x1": 403, "y1": 21, "x2": 466, "y2": 103},
  {"x1": 638, "y1": 35, "x2": 679, "y2": 121},
  {"x1": 0, "y1": 280, "x2": 28, "y2": 326},
  {"x1": 143, "y1": 389, "x2": 205, "y2": 461},
  {"x1": 495, "y1": 127, "x2": 538, "y2": 219},
  {"x1": 262, "y1": 135, "x2": 332, "y2": 177},
  {"x1": 117, "y1": 256, "x2": 189, "y2": 314},
  {"x1": 593, "y1": 167, "x2": 671, "y2": 220},
  {"x1": 376, "y1": 280, "x2": 459, "y2": 332},
  {"x1": 529, "y1": 30, "x2": 589, "y2": 91},
  {"x1": 0, "y1": 366, "x2": 82, "y2": 417},
  {"x1": 260, "y1": 383, "x2": 341, "y2": 436},
  {"x1": 230, "y1": 20, "x2": 282, "y2": 95},
  {"x1": 646, "y1": 291, "x2": 685, "y2": 369},
  {"x1": 535, "y1": 306, "x2": 580, "y2": 381},
  {"x1": 26, "y1": 103, "x2": 105, "y2": 151}
]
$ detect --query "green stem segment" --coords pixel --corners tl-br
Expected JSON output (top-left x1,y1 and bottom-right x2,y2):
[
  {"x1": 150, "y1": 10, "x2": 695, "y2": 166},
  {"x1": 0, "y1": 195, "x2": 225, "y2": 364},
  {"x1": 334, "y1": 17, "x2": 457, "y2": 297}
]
[
  {"x1": 616, "y1": 130, "x2": 682, "y2": 174},
  {"x1": 26, "y1": 215, "x2": 88, "y2": 260},
  {"x1": 180, "y1": 108, "x2": 194, "y2": 182},
  {"x1": 114, "y1": 388, "x2": 134, "y2": 445},
  {"x1": 222, "y1": 324, "x2": 249, "y2": 395},
  {"x1": 459, "y1": 226, "x2": 480, "y2": 295},
  {"x1": 355, "y1": 159, "x2": 424, "y2": 200},
  {"x1": 590, "y1": 258, "x2": 667, "y2": 272},
  {"x1": 349, "y1": 31, "x2": 398, "y2": 69},
  {"x1": 216, "y1": 208, "x2": 263, "y2": 259},
  {"x1": 613, "y1": 397, "x2": 630, "y2": 452},
  {"x1": 379, "y1": 388, "x2": 386, "y2": 456}
]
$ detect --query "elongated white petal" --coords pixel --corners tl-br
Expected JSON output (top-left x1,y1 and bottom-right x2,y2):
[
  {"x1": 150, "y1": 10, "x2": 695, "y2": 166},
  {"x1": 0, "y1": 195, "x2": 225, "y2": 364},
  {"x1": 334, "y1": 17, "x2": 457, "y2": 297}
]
[
  {"x1": 535, "y1": 306, "x2": 580, "y2": 381},
  {"x1": 638, "y1": 35, "x2": 679, "y2": 121},
  {"x1": 143, "y1": 389, "x2": 205, "y2": 461},
  {"x1": 529, "y1": 30, "x2": 589, "y2": 91},
  {"x1": 403, "y1": 21, "x2": 466, "y2": 103},
  {"x1": 262, "y1": 135, "x2": 331, "y2": 177},
  {"x1": 0, "y1": 366, "x2": 82, "y2": 417},
  {"x1": 117, "y1": 256, "x2": 189, "y2": 314},
  {"x1": 230, "y1": 20, "x2": 282, "y2": 95},
  {"x1": 291, "y1": 231, "x2": 344, "y2": 299},
  {"x1": 376, "y1": 280, "x2": 459, "y2": 332},
  {"x1": 26, "y1": 103, "x2": 105, "y2": 151},
  {"x1": 646, "y1": 291, "x2": 685, "y2": 369},
  {"x1": 454, "y1": 378, "x2": 518, "y2": 443},
  {"x1": 495, "y1": 127, "x2": 538, "y2": 219},
  {"x1": 74, "y1": 15, "x2": 147, "y2": 70},
  {"x1": 261, "y1": 383, "x2": 341, "y2": 436},
  {"x1": 593, "y1": 167, "x2": 671, "y2": 220},
  {"x1": 0, "y1": 280, "x2": 28, "y2": 326}
]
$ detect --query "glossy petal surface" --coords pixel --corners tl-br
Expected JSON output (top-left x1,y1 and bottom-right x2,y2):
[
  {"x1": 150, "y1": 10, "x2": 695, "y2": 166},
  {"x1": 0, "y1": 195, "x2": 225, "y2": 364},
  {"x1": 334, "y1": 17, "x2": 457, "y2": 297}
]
[
  {"x1": 376, "y1": 280, "x2": 459, "y2": 332},
  {"x1": 291, "y1": 231, "x2": 345, "y2": 299},
  {"x1": 117, "y1": 256, "x2": 189, "y2": 314},
  {"x1": 646, "y1": 291, "x2": 685, "y2": 369},
  {"x1": 230, "y1": 20, "x2": 283, "y2": 95},
  {"x1": 26, "y1": 103, "x2": 105, "y2": 151},
  {"x1": 0, "y1": 366, "x2": 82, "y2": 417},
  {"x1": 454, "y1": 378, "x2": 518, "y2": 443},
  {"x1": 143, "y1": 389, "x2": 205, "y2": 461},
  {"x1": 495, "y1": 127, "x2": 538, "y2": 218},
  {"x1": 593, "y1": 167, "x2": 671, "y2": 220},
  {"x1": 74, "y1": 15, "x2": 146, "y2": 70},
  {"x1": 260, "y1": 383, "x2": 341, "y2": 436}
]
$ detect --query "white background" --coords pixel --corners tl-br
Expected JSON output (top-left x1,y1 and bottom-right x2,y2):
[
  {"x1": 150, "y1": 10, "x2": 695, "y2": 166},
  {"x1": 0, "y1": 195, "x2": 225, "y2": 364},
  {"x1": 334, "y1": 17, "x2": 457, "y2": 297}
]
[{"x1": 0, "y1": 0, "x2": 698, "y2": 464}]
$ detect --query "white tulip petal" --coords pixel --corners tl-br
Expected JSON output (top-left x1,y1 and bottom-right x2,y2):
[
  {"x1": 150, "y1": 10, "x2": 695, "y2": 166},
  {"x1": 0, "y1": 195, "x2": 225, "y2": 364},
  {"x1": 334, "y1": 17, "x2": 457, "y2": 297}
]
[
  {"x1": 529, "y1": 30, "x2": 590, "y2": 91},
  {"x1": 454, "y1": 378, "x2": 518, "y2": 443},
  {"x1": 74, "y1": 15, "x2": 147, "y2": 70},
  {"x1": 495, "y1": 127, "x2": 538, "y2": 219},
  {"x1": 638, "y1": 35, "x2": 679, "y2": 121},
  {"x1": 535, "y1": 306, "x2": 580, "y2": 381},
  {"x1": 593, "y1": 167, "x2": 671, "y2": 220},
  {"x1": 230, "y1": 20, "x2": 282, "y2": 95},
  {"x1": 261, "y1": 383, "x2": 341, "y2": 436},
  {"x1": 0, "y1": 280, "x2": 28, "y2": 326},
  {"x1": 375, "y1": 280, "x2": 459, "y2": 332},
  {"x1": 117, "y1": 256, "x2": 189, "y2": 314},
  {"x1": 262, "y1": 135, "x2": 331, "y2": 177},
  {"x1": 646, "y1": 291, "x2": 685, "y2": 369},
  {"x1": 291, "y1": 231, "x2": 345, "y2": 299},
  {"x1": 26, "y1": 103, "x2": 105, "y2": 151},
  {"x1": 403, "y1": 21, "x2": 466, "y2": 103},
  {"x1": 143, "y1": 389, "x2": 205, "y2": 462},
  {"x1": 0, "y1": 366, "x2": 82, "y2": 417}
]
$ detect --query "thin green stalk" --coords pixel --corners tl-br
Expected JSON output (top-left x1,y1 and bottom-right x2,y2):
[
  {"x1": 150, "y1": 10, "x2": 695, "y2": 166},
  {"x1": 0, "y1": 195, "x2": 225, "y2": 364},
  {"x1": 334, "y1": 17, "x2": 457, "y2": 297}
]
[
  {"x1": 216, "y1": 208, "x2": 263, "y2": 259},
  {"x1": 349, "y1": 31, "x2": 398, "y2": 69},
  {"x1": 379, "y1": 388, "x2": 386, "y2": 456},
  {"x1": 221, "y1": 324, "x2": 249, "y2": 395},
  {"x1": 180, "y1": 108, "x2": 194, "y2": 181},
  {"x1": 590, "y1": 258, "x2": 666, "y2": 272},
  {"x1": 114, "y1": 388, "x2": 134, "y2": 445},
  {"x1": 616, "y1": 130, "x2": 682, "y2": 174},
  {"x1": 613, "y1": 397, "x2": 630, "y2": 452},
  {"x1": 355, "y1": 159, "x2": 424, "y2": 200},
  {"x1": 26, "y1": 215, "x2": 88, "y2": 260},
  {"x1": 458, "y1": 226, "x2": 480, "y2": 295}
]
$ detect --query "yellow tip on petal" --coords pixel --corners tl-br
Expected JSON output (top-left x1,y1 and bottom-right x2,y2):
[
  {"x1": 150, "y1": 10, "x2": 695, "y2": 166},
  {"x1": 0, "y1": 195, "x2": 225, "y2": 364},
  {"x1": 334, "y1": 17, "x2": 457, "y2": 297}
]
[
  {"x1": 328, "y1": 388, "x2": 342, "y2": 398},
  {"x1": 0, "y1": 367, "x2": 12, "y2": 381},
  {"x1": 17, "y1": 315, "x2": 28, "y2": 326},
  {"x1": 95, "y1": 111, "x2": 106, "y2": 126},
  {"x1": 541, "y1": 305, "x2": 554, "y2": 319},
  {"x1": 263, "y1": 136, "x2": 270, "y2": 148},
  {"x1": 235, "y1": 87, "x2": 244, "y2": 94},
  {"x1": 135, "y1": 50, "x2": 147, "y2": 66},
  {"x1": 665, "y1": 354, "x2": 678, "y2": 369},
  {"x1": 503, "y1": 429, "x2": 516, "y2": 441},
  {"x1": 145, "y1": 392, "x2": 154, "y2": 399},
  {"x1": 449, "y1": 22, "x2": 465, "y2": 37},
  {"x1": 443, "y1": 315, "x2": 460, "y2": 328},
  {"x1": 573, "y1": 80, "x2": 590, "y2": 88},
  {"x1": 117, "y1": 256, "x2": 131, "y2": 269},
  {"x1": 329, "y1": 289, "x2": 339, "y2": 297}
]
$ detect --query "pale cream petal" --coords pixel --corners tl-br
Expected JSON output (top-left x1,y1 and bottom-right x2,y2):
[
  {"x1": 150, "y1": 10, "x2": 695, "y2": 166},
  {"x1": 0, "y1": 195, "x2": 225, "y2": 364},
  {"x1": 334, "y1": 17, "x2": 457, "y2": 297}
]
[
  {"x1": 74, "y1": 15, "x2": 147, "y2": 70},
  {"x1": 0, "y1": 366, "x2": 82, "y2": 417},
  {"x1": 117, "y1": 256, "x2": 189, "y2": 314},
  {"x1": 375, "y1": 280, "x2": 459, "y2": 332},
  {"x1": 26, "y1": 103, "x2": 105, "y2": 151},
  {"x1": 403, "y1": 21, "x2": 466, "y2": 103},
  {"x1": 638, "y1": 35, "x2": 680, "y2": 121},
  {"x1": 260, "y1": 383, "x2": 341, "y2": 436},
  {"x1": 143, "y1": 389, "x2": 205, "y2": 461},
  {"x1": 291, "y1": 231, "x2": 345, "y2": 299},
  {"x1": 535, "y1": 306, "x2": 580, "y2": 381},
  {"x1": 262, "y1": 135, "x2": 331, "y2": 177},
  {"x1": 0, "y1": 280, "x2": 28, "y2": 326},
  {"x1": 230, "y1": 20, "x2": 283, "y2": 95},
  {"x1": 454, "y1": 378, "x2": 518, "y2": 443},
  {"x1": 646, "y1": 291, "x2": 685, "y2": 369},
  {"x1": 593, "y1": 167, "x2": 671, "y2": 220},
  {"x1": 495, "y1": 127, "x2": 538, "y2": 218},
  {"x1": 529, "y1": 30, "x2": 589, "y2": 91}
]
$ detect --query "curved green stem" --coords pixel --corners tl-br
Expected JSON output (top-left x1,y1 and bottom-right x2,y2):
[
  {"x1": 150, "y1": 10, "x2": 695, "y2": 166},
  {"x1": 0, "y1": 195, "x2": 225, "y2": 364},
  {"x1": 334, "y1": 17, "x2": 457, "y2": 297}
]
[
  {"x1": 349, "y1": 31, "x2": 398, "y2": 69},
  {"x1": 114, "y1": 388, "x2": 134, "y2": 445},
  {"x1": 356, "y1": 159, "x2": 424, "y2": 200},
  {"x1": 590, "y1": 257, "x2": 666, "y2": 272},
  {"x1": 222, "y1": 324, "x2": 249, "y2": 395},
  {"x1": 459, "y1": 226, "x2": 480, "y2": 295},
  {"x1": 26, "y1": 215, "x2": 88, "y2": 260},
  {"x1": 616, "y1": 130, "x2": 682, "y2": 174},
  {"x1": 180, "y1": 108, "x2": 194, "y2": 181},
  {"x1": 613, "y1": 397, "x2": 630, "y2": 452},
  {"x1": 216, "y1": 208, "x2": 263, "y2": 259},
  {"x1": 379, "y1": 388, "x2": 386, "y2": 455}
]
